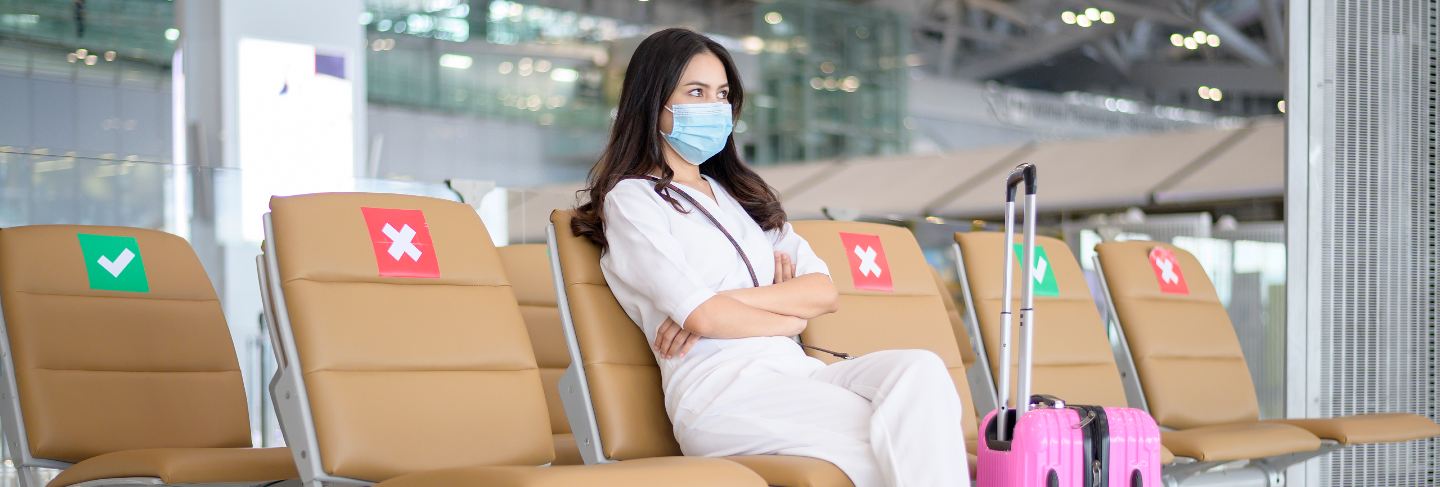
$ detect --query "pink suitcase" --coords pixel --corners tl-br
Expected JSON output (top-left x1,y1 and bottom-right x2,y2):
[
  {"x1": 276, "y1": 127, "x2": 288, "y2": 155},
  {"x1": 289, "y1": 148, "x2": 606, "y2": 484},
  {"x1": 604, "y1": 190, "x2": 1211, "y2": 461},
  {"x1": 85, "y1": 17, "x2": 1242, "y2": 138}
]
[{"x1": 974, "y1": 164, "x2": 1163, "y2": 487}]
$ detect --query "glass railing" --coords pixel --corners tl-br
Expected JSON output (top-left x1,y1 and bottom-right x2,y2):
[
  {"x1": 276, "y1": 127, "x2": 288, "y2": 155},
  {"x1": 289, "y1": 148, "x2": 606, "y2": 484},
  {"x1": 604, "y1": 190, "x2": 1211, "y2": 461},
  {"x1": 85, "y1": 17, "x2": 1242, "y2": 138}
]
[{"x1": 0, "y1": 0, "x2": 177, "y2": 66}]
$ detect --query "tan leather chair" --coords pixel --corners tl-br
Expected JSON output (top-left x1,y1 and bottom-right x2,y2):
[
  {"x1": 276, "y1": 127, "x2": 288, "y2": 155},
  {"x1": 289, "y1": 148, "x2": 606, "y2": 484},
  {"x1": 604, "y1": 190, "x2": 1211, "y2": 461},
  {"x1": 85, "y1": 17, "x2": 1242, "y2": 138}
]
[
  {"x1": 790, "y1": 221, "x2": 980, "y2": 472},
  {"x1": 547, "y1": 210, "x2": 853, "y2": 487},
  {"x1": 1095, "y1": 241, "x2": 1440, "y2": 451},
  {"x1": 498, "y1": 244, "x2": 582, "y2": 466},
  {"x1": 0, "y1": 225, "x2": 296, "y2": 487},
  {"x1": 955, "y1": 232, "x2": 1315, "y2": 466},
  {"x1": 259, "y1": 193, "x2": 765, "y2": 487}
]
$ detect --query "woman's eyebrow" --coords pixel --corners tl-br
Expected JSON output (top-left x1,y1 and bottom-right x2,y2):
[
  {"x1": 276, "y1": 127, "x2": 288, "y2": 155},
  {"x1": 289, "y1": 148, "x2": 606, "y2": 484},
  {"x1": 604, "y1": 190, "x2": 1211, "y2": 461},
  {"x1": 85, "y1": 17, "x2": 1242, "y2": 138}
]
[{"x1": 682, "y1": 81, "x2": 730, "y2": 89}]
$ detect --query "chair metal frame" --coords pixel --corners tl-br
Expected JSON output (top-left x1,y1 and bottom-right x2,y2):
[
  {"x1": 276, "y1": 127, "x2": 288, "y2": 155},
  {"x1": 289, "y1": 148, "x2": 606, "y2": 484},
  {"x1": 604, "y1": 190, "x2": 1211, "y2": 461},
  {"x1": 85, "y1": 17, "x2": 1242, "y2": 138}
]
[
  {"x1": 545, "y1": 223, "x2": 613, "y2": 465},
  {"x1": 259, "y1": 212, "x2": 373, "y2": 487},
  {"x1": 948, "y1": 243, "x2": 1002, "y2": 416}
]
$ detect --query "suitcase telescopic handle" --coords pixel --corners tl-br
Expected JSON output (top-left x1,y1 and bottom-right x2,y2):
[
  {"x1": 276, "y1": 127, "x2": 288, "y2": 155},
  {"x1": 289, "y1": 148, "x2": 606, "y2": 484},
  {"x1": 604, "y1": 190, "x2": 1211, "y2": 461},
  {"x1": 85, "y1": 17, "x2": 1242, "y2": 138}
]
[
  {"x1": 997, "y1": 163, "x2": 1039, "y2": 443},
  {"x1": 1005, "y1": 163, "x2": 1038, "y2": 202}
]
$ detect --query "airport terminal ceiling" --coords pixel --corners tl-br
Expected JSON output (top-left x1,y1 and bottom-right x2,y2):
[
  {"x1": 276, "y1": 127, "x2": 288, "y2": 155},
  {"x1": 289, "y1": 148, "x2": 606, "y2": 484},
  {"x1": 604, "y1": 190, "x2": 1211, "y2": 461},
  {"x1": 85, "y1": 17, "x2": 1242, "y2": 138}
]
[{"x1": 1, "y1": 0, "x2": 1286, "y2": 166}]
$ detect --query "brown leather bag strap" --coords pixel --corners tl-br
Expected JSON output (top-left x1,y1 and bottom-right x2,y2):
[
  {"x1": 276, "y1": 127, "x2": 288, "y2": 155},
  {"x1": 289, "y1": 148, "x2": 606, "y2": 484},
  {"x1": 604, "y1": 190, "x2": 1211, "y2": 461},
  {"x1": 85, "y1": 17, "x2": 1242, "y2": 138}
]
[{"x1": 621, "y1": 175, "x2": 851, "y2": 360}]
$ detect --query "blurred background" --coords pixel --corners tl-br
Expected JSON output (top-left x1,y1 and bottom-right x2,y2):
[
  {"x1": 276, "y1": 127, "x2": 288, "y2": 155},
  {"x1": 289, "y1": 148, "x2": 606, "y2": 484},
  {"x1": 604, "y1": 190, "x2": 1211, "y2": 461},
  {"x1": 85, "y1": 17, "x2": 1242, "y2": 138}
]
[{"x1": 0, "y1": 0, "x2": 1434, "y2": 485}]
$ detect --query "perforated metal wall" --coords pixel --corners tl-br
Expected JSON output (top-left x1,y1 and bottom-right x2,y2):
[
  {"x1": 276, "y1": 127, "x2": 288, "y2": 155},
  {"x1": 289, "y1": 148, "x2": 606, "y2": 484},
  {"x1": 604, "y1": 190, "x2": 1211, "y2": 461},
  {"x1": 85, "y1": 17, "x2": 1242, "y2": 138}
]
[{"x1": 1318, "y1": 0, "x2": 1439, "y2": 484}]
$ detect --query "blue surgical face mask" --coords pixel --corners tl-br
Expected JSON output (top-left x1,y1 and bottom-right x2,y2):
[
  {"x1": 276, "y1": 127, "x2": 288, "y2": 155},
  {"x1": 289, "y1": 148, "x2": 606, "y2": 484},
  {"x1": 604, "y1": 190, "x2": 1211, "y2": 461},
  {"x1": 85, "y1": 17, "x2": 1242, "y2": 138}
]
[{"x1": 662, "y1": 102, "x2": 734, "y2": 165}]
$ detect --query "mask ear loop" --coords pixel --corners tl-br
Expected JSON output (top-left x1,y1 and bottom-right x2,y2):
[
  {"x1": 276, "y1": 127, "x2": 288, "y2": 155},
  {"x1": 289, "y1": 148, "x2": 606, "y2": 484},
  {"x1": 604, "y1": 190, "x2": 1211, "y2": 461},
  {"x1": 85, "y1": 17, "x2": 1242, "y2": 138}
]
[{"x1": 660, "y1": 104, "x2": 681, "y2": 137}]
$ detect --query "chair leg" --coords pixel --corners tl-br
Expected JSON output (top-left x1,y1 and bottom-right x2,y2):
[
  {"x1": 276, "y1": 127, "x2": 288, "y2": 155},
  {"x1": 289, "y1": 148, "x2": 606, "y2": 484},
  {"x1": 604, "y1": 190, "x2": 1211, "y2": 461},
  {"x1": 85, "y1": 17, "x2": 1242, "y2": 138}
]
[{"x1": 16, "y1": 466, "x2": 43, "y2": 487}]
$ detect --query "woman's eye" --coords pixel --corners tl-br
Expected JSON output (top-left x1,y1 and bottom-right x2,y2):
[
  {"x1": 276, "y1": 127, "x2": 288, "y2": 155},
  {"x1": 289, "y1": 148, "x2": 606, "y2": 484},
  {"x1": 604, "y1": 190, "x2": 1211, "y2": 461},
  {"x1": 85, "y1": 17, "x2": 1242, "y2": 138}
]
[
  {"x1": 688, "y1": 89, "x2": 702, "y2": 97},
  {"x1": 718, "y1": 90, "x2": 729, "y2": 100}
]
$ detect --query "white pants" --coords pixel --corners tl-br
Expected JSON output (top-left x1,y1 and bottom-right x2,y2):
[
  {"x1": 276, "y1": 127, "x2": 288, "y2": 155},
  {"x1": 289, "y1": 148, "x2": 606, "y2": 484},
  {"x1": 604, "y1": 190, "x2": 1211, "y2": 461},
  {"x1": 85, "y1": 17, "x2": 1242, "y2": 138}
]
[{"x1": 671, "y1": 348, "x2": 971, "y2": 487}]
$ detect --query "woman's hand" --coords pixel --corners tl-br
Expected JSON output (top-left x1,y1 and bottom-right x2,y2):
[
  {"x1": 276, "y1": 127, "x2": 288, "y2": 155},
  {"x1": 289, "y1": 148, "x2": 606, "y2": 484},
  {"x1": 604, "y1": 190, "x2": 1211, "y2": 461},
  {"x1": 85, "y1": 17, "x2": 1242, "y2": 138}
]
[
  {"x1": 654, "y1": 318, "x2": 701, "y2": 359},
  {"x1": 773, "y1": 251, "x2": 795, "y2": 284}
]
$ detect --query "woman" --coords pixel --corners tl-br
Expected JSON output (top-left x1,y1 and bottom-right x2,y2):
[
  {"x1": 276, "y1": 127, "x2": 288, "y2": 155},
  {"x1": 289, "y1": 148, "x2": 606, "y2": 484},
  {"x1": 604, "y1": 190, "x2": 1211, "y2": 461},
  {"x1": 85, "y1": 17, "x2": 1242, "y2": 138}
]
[{"x1": 571, "y1": 28, "x2": 970, "y2": 487}]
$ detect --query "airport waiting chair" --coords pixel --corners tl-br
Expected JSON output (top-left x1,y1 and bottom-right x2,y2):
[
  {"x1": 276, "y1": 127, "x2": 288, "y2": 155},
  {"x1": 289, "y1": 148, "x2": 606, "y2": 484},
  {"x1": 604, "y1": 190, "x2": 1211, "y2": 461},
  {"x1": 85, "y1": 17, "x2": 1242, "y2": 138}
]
[
  {"x1": 546, "y1": 210, "x2": 854, "y2": 487},
  {"x1": 788, "y1": 221, "x2": 982, "y2": 471},
  {"x1": 257, "y1": 193, "x2": 765, "y2": 487},
  {"x1": 1093, "y1": 241, "x2": 1440, "y2": 449},
  {"x1": 497, "y1": 244, "x2": 583, "y2": 466},
  {"x1": 0, "y1": 225, "x2": 297, "y2": 487},
  {"x1": 954, "y1": 232, "x2": 1319, "y2": 482},
  {"x1": 931, "y1": 267, "x2": 1000, "y2": 416}
]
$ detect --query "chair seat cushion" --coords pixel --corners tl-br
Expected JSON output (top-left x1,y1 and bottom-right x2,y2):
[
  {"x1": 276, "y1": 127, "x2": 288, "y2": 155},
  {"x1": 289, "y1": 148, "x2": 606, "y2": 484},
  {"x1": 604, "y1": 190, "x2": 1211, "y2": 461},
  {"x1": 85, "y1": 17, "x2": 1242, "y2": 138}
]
[
  {"x1": 1268, "y1": 413, "x2": 1440, "y2": 445},
  {"x1": 374, "y1": 457, "x2": 766, "y2": 487},
  {"x1": 726, "y1": 455, "x2": 853, "y2": 487},
  {"x1": 1162, "y1": 422, "x2": 1320, "y2": 462},
  {"x1": 50, "y1": 447, "x2": 296, "y2": 487}
]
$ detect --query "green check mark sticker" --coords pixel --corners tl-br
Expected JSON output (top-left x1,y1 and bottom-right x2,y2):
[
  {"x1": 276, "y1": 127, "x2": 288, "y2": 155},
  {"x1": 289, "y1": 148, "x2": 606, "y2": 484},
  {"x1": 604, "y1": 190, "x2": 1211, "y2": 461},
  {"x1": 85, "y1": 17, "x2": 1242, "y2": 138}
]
[
  {"x1": 1013, "y1": 243, "x2": 1059, "y2": 297},
  {"x1": 78, "y1": 234, "x2": 149, "y2": 293}
]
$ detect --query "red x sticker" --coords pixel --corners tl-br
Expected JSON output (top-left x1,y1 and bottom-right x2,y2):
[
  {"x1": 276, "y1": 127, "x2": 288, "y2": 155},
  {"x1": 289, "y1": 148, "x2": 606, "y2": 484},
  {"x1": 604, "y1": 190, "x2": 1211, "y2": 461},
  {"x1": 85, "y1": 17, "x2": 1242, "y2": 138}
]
[
  {"x1": 1148, "y1": 247, "x2": 1188, "y2": 295},
  {"x1": 361, "y1": 207, "x2": 440, "y2": 278},
  {"x1": 840, "y1": 232, "x2": 892, "y2": 292}
]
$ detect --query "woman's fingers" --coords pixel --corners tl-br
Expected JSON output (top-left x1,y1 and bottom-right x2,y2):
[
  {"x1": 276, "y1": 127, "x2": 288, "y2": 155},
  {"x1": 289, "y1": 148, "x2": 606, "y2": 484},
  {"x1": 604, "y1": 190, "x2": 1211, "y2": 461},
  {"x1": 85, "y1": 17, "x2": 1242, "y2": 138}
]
[
  {"x1": 782, "y1": 253, "x2": 796, "y2": 281},
  {"x1": 677, "y1": 331, "x2": 701, "y2": 358},
  {"x1": 665, "y1": 329, "x2": 692, "y2": 358},
  {"x1": 655, "y1": 319, "x2": 680, "y2": 357},
  {"x1": 773, "y1": 251, "x2": 784, "y2": 284}
]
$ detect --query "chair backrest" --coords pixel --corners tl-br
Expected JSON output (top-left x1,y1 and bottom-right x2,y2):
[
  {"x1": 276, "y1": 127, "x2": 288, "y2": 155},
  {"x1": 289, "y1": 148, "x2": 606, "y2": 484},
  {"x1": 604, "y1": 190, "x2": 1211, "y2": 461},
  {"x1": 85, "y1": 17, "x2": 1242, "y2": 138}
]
[
  {"x1": 547, "y1": 210, "x2": 680, "y2": 460},
  {"x1": 1095, "y1": 241, "x2": 1259, "y2": 430},
  {"x1": 954, "y1": 232, "x2": 1128, "y2": 408},
  {"x1": 0, "y1": 225, "x2": 251, "y2": 464},
  {"x1": 496, "y1": 244, "x2": 575, "y2": 458},
  {"x1": 266, "y1": 193, "x2": 552, "y2": 481},
  {"x1": 792, "y1": 221, "x2": 978, "y2": 445}
]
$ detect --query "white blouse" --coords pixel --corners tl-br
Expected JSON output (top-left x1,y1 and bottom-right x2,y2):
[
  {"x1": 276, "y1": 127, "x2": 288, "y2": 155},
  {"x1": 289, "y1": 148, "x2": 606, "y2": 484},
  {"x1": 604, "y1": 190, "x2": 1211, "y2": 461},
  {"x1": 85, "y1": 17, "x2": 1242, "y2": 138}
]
[{"x1": 599, "y1": 176, "x2": 830, "y2": 367}]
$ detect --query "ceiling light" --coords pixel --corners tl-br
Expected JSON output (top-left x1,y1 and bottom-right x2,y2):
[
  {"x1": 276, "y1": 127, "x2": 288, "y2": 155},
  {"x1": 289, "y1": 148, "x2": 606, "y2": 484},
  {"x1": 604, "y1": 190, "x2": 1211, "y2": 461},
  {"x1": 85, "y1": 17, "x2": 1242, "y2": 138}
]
[
  {"x1": 438, "y1": 53, "x2": 473, "y2": 69},
  {"x1": 84, "y1": 55, "x2": 97, "y2": 66},
  {"x1": 1085, "y1": 8, "x2": 1101, "y2": 20},
  {"x1": 1099, "y1": 11, "x2": 1115, "y2": 24},
  {"x1": 1061, "y1": 11, "x2": 1077, "y2": 24},
  {"x1": 1198, "y1": 86, "x2": 1211, "y2": 99},
  {"x1": 1184, "y1": 37, "x2": 1198, "y2": 49},
  {"x1": 1206, "y1": 34, "x2": 1220, "y2": 47},
  {"x1": 550, "y1": 68, "x2": 579, "y2": 82},
  {"x1": 764, "y1": 11, "x2": 783, "y2": 25},
  {"x1": 164, "y1": 28, "x2": 179, "y2": 41},
  {"x1": 1209, "y1": 88, "x2": 1222, "y2": 101},
  {"x1": 1278, "y1": 100, "x2": 1286, "y2": 113},
  {"x1": 1170, "y1": 33, "x2": 1184, "y2": 46},
  {"x1": 498, "y1": 61, "x2": 513, "y2": 74},
  {"x1": 741, "y1": 36, "x2": 764, "y2": 54},
  {"x1": 66, "y1": 53, "x2": 77, "y2": 63},
  {"x1": 820, "y1": 61, "x2": 835, "y2": 74},
  {"x1": 1193, "y1": 30, "x2": 1207, "y2": 43},
  {"x1": 1076, "y1": 15, "x2": 1092, "y2": 27}
]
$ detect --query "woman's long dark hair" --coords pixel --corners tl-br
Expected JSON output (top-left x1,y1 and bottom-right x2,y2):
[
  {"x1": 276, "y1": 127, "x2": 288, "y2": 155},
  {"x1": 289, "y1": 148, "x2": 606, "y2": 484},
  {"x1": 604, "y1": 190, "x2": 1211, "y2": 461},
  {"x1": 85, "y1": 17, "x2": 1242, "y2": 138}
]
[{"x1": 570, "y1": 28, "x2": 786, "y2": 250}]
